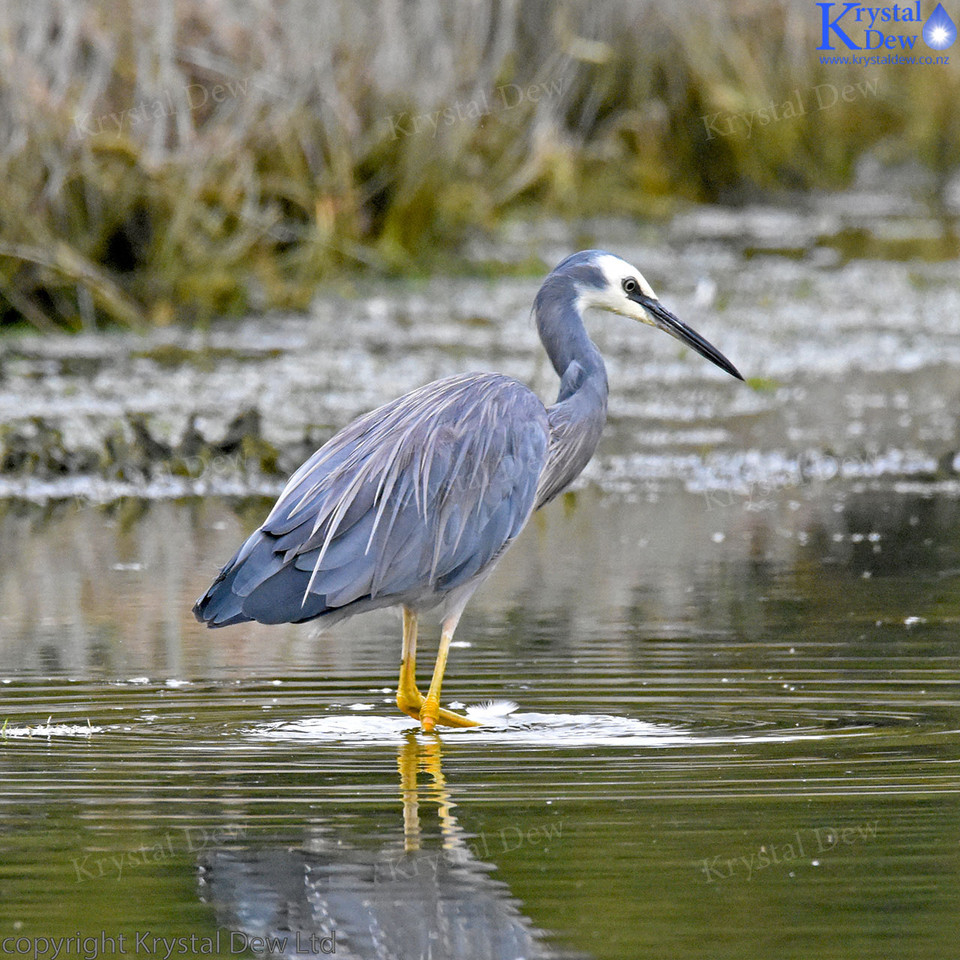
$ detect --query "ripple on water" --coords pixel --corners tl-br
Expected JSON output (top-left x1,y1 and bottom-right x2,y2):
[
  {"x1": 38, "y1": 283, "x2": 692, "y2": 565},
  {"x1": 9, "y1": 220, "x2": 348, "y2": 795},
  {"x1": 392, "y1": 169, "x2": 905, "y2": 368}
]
[
  {"x1": 1, "y1": 722, "x2": 104, "y2": 739},
  {"x1": 248, "y1": 710, "x2": 691, "y2": 748},
  {"x1": 243, "y1": 705, "x2": 902, "y2": 750}
]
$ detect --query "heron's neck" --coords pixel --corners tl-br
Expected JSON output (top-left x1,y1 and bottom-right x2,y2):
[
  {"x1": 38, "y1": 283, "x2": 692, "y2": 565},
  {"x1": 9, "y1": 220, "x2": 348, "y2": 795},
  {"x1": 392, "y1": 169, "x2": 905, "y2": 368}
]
[
  {"x1": 533, "y1": 290, "x2": 610, "y2": 507},
  {"x1": 535, "y1": 288, "x2": 608, "y2": 405}
]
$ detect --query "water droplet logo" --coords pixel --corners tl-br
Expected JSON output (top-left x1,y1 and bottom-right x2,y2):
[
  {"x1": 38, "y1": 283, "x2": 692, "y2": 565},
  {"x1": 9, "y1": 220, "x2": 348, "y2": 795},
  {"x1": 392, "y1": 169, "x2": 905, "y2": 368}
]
[{"x1": 922, "y1": 3, "x2": 957, "y2": 50}]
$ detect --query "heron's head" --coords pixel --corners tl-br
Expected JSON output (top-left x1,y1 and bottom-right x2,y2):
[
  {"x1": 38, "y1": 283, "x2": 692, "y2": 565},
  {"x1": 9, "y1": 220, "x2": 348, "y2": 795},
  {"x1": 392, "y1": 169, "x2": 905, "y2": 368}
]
[{"x1": 552, "y1": 250, "x2": 743, "y2": 380}]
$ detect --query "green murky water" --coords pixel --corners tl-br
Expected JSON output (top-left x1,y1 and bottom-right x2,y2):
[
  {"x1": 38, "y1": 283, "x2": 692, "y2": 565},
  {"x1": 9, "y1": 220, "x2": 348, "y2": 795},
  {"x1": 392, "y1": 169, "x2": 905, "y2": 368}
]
[
  {"x1": 2, "y1": 197, "x2": 960, "y2": 958},
  {"x1": 2, "y1": 482, "x2": 960, "y2": 959}
]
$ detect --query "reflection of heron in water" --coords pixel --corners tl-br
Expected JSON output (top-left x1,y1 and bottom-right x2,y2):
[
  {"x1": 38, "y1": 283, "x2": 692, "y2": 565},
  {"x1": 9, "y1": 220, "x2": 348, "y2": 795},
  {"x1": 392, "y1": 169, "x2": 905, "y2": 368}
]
[{"x1": 198, "y1": 737, "x2": 578, "y2": 959}]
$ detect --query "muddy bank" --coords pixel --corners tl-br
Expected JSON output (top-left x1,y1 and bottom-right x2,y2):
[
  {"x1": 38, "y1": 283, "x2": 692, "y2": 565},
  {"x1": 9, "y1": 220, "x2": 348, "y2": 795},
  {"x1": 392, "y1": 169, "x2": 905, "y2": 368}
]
[{"x1": 1, "y1": 197, "x2": 958, "y2": 503}]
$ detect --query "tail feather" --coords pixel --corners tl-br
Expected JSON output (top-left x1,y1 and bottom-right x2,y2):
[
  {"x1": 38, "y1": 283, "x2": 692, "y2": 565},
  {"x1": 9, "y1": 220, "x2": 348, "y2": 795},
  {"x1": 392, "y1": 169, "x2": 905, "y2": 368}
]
[
  {"x1": 193, "y1": 531, "x2": 336, "y2": 628},
  {"x1": 192, "y1": 559, "x2": 252, "y2": 628}
]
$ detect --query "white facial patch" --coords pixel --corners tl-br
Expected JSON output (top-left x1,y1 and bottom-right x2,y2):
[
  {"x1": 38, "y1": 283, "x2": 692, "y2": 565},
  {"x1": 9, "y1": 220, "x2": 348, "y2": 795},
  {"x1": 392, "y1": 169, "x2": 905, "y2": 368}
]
[
  {"x1": 595, "y1": 252, "x2": 657, "y2": 299},
  {"x1": 580, "y1": 253, "x2": 659, "y2": 321}
]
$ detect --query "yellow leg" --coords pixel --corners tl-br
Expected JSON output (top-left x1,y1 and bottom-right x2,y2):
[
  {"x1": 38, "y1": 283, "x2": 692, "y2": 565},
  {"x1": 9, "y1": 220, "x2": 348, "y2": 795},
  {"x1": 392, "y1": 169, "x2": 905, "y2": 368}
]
[
  {"x1": 395, "y1": 607, "x2": 479, "y2": 730},
  {"x1": 420, "y1": 611, "x2": 474, "y2": 732},
  {"x1": 396, "y1": 608, "x2": 422, "y2": 719}
]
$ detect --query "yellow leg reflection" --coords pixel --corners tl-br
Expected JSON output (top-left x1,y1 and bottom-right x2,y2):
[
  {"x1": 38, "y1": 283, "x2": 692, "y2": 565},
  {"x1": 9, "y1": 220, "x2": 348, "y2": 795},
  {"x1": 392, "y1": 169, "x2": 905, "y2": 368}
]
[
  {"x1": 395, "y1": 607, "x2": 480, "y2": 731},
  {"x1": 396, "y1": 735, "x2": 461, "y2": 854},
  {"x1": 397, "y1": 734, "x2": 422, "y2": 852}
]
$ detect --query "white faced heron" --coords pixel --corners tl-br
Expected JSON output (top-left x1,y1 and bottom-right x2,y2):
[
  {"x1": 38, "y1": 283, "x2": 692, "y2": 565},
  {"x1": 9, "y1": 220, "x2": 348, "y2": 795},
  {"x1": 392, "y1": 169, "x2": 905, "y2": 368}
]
[{"x1": 194, "y1": 251, "x2": 743, "y2": 730}]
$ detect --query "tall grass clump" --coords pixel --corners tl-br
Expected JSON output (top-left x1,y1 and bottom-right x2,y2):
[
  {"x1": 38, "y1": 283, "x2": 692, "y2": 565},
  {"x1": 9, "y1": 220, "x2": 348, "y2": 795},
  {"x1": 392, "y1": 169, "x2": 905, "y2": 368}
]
[{"x1": 0, "y1": 0, "x2": 957, "y2": 331}]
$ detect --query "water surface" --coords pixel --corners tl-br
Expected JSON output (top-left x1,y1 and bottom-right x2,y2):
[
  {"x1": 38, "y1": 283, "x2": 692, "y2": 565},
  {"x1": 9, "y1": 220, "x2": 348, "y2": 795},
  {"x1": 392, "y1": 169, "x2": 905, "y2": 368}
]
[{"x1": 2, "y1": 481, "x2": 960, "y2": 959}]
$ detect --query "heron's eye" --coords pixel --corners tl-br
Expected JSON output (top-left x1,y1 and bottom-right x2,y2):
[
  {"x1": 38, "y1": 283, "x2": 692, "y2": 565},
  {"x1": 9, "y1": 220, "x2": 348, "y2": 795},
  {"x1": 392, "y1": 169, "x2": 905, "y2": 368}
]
[{"x1": 622, "y1": 277, "x2": 639, "y2": 295}]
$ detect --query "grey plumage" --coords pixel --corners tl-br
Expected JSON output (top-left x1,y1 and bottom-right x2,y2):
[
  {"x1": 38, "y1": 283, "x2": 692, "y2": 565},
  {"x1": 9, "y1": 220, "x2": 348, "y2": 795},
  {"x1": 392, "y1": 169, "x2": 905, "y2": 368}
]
[
  {"x1": 195, "y1": 373, "x2": 548, "y2": 627},
  {"x1": 194, "y1": 250, "x2": 742, "y2": 643}
]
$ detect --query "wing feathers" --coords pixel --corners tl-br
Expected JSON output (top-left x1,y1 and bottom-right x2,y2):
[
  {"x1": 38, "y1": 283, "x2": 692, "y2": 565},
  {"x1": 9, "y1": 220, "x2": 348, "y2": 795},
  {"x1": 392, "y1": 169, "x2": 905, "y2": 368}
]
[{"x1": 194, "y1": 374, "x2": 549, "y2": 627}]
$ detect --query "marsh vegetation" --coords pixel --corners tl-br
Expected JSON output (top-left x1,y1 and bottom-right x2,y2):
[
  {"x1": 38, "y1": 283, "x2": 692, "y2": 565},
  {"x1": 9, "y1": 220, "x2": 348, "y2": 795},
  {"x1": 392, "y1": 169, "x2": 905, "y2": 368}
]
[{"x1": 1, "y1": 0, "x2": 958, "y2": 331}]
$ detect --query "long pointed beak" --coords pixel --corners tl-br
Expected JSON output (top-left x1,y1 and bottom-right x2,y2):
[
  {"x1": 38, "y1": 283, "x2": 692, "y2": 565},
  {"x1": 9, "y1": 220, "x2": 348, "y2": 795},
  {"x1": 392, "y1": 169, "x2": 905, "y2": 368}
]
[{"x1": 637, "y1": 295, "x2": 743, "y2": 381}]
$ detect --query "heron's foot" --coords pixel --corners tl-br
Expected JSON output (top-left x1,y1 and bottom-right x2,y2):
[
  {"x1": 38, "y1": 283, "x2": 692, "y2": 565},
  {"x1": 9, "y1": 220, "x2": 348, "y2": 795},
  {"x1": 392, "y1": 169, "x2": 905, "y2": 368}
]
[
  {"x1": 396, "y1": 688, "x2": 480, "y2": 730},
  {"x1": 420, "y1": 695, "x2": 441, "y2": 732}
]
